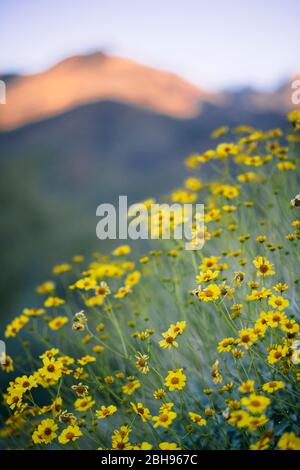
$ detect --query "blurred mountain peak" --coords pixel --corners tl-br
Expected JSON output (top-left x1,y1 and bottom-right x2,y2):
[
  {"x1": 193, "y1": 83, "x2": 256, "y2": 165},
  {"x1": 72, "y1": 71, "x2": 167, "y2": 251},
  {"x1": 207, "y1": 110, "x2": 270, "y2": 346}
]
[
  {"x1": 49, "y1": 51, "x2": 109, "y2": 70},
  {"x1": 0, "y1": 52, "x2": 298, "y2": 131},
  {"x1": 0, "y1": 52, "x2": 215, "y2": 131}
]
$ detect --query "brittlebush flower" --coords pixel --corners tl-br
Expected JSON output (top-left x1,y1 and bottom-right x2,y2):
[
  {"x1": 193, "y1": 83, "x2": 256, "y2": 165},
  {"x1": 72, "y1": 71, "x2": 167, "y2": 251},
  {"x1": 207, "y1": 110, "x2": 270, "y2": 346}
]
[
  {"x1": 218, "y1": 337, "x2": 235, "y2": 353},
  {"x1": 159, "y1": 402, "x2": 174, "y2": 413},
  {"x1": 39, "y1": 397, "x2": 63, "y2": 417},
  {"x1": 216, "y1": 143, "x2": 239, "y2": 158},
  {"x1": 71, "y1": 383, "x2": 89, "y2": 397},
  {"x1": 250, "y1": 435, "x2": 271, "y2": 450},
  {"x1": 44, "y1": 296, "x2": 65, "y2": 307},
  {"x1": 40, "y1": 348, "x2": 59, "y2": 360},
  {"x1": 197, "y1": 283, "x2": 221, "y2": 302},
  {"x1": 267, "y1": 345, "x2": 289, "y2": 364},
  {"x1": 185, "y1": 177, "x2": 202, "y2": 191},
  {"x1": 125, "y1": 271, "x2": 141, "y2": 287},
  {"x1": 273, "y1": 283, "x2": 289, "y2": 293},
  {"x1": 226, "y1": 400, "x2": 240, "y2": 409},
  {"x1": 5, "y1": 315, "x2": 29, "y2": 337},
  {"x1": 233, "y1": 271, "x2": 245, "y2": 286},
  {"x1": 84, "y1": 295, "x2": 104, "y2": 307},
  {"x1": 74, "y1": 396, "x2": 95, "y2": 412},
  {"x1": 171, "y1": 189, "x2": 197, "y2": 203},
  {"x1": 14, "y1": 375, "x2": 38, "y2": 392},
  {"x1": 215, "y1": 184, "x2": 239, "y2": 199},
  {"x1": 210, "y1": 360, "x2": 223, "y2": 384},
  {"x1": 58, "y1": 425, "x2": 82, "y2": 444},
  {"x1": 52, "y1": 263, "x2": 72, "y2": 275},
  {"x1": 58, "y1": 411, "x2": 76, "y2": 425},
  {"x1": 152, "y1": 410, "x2": 177, "y2": 428},
  {"x1": 32, "y1": 419, "x2": 58, "y2": 444},
  {"x1": 77, "y1": 355, "x2": 96, "y2": 366},
  {"x1": 111, "y1": 425, "x2": 132, "y2": 450},
  {"x1": 36, "y1": 281, "x2": 55, "y2": 294},
  {"x1": 238, "y1": 380, "x2": 255, "y2": 394},
  {"x1": 277, "y1": 161, "x2": 296, "y2": 171},
  {"x1": 238, "y1": 328, "x2": 257, "y2": 349},
  {"x1": 165, "y1": 369, "x2": 186, "y2": 391},
  {"x1": 23, "y1": 308, "x2": 45, "y2": 317},
  {"x1": 153, "y1": 389, "x2": 165, "y2": 400},
  {"x1": 95, "y1": 405, "x2": 117, "y2": 419},
  {"x1": 159, "y1": 330, "x2": 178, "y2": 349},
  {"x1": 112, "y1": 245, "x2": 131, "y2": 256},
  {"x1": 266, "y1": 310, "x2": 287, "y2": 328},
  {"x1": 277, "y1": 432, "x2": 300, "y2": 450},
  {"x1": 262, "y1": 381, "x2": 285, "y2": 394},
  {"x1": 122, "y1": 379, "x2": 141, "y2": 395},
  {"x1": 48, "y1": 316, "x2": 69, "y2": 331},
  {"x1": 247, "y1": 414, "x2": 269, "y2": 431},
  {"x1": 133, "y1": 442, "x2": 153, "y2": 450},
  {"x1": 189, "y1": 412, "x2": 207, "y2": 426},
  {"x1": 104, "y1": 375, "x2": 114, "y2": 384},
  {"x1": 196, "y1": 270, "x2": 219, "y2": 283},
  {"x1": 39, "y1": 357, "x2": 63, "y2": 382},
  {"x1": 131, "y1": 402, "x2": 152, "y2": 422},
  {"x1": 95, "y1": 281, "x2": 111, "y2": 297},
  {"x1": 122, "y1": 261, "x2": 135, "y2": 271},
  {"x1": 6, "y1": 386, "x2": 24, "y2": 410},
  {"x1": 135, "y1": 352, "x2": 150, "y2": 374},
  {"x1": 228, "y1": 410, "x2": 250, "y2": 428},
  {"x1": 200, "y1": 256, "x2": 221, "y2": 271},
  {"x1": 75, "y1": 277, "x2": 97, "y2": 290},
  {"x1": 169, "y1": 321, "x2": 186, "y2": 336},
  {"x1": 1, "y1": 355, "x2": 14, "y2": 373},
  {"x1": 211, "y1": 126, "x2": 229, "y2": 138},
  {"x1": 268, "y1": 295, "x2": 289, "y2": 311},
  {"x1": 159, "y1": 442, "x2": 182, "y2": 450},
  {"x1": 281, "y1": 319, "x2": 299, "y2": 334},
  {"x1": 247, "y1": 287, "x2": 272, "y2": 301},
  {"x1": 237, "y1": 171, "x2": 256, "y2": 183},
  {"x1": 253, "y1": 256, "x2": 275, "y2": 277},
  {"x1": 114, "y1": 285, "x2": 132, "y2": 298},
  {"x1": 241, "y1": 394, "x2": 271, "y2": 414}
]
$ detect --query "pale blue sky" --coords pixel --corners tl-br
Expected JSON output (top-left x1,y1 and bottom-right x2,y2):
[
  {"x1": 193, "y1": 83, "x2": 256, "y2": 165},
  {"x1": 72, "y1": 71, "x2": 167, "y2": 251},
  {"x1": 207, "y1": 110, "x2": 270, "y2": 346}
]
[{"x1": 0, "y1": 0, "x2": 299, "y2": 90}]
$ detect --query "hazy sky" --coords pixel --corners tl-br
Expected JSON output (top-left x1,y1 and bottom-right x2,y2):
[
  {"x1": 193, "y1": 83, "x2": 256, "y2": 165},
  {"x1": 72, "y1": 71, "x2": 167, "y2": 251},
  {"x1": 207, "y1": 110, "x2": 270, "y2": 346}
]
[{"x1": 1, "y1": 0, "x2": 299, "y2": 90}]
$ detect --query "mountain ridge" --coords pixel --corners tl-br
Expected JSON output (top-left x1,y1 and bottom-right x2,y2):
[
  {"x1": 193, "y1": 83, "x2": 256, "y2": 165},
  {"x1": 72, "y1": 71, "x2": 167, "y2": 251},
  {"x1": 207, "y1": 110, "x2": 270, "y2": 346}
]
[
  {"x1": 1, "y1": 51, "x2": 297, "y2": 132},
  {"x1": 0, "y1": 51, "x2": 217, "y2": 130}
]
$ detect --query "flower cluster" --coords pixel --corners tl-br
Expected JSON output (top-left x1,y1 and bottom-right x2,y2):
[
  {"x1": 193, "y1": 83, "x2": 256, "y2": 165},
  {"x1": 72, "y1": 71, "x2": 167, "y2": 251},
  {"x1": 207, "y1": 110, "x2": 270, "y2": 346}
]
[{"x1": 1, "y1": 111, "x2": 300, "y2": 450}]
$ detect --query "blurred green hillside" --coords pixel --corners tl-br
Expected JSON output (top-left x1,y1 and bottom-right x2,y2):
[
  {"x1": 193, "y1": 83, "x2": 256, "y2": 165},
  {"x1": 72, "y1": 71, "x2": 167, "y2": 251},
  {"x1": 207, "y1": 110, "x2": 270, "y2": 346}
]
[{"x1": 0, "y1": 100, "x2": 287, "y2": 320}]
